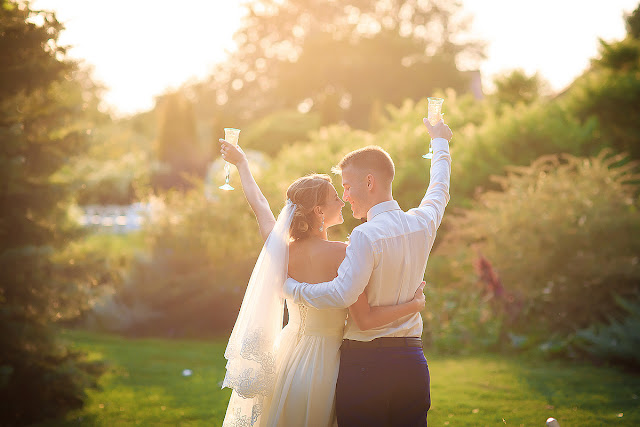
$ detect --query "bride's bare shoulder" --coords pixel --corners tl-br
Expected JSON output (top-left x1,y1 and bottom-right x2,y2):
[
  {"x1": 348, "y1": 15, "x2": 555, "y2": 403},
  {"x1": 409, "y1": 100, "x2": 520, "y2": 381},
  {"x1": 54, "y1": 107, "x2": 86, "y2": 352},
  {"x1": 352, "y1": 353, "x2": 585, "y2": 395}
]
[
  {"x1": 327, "y1": 240, "x2": 348, "y2": 253},
  {"x1": 324, "y1": 241, "x2": 347, "y2": 268}
]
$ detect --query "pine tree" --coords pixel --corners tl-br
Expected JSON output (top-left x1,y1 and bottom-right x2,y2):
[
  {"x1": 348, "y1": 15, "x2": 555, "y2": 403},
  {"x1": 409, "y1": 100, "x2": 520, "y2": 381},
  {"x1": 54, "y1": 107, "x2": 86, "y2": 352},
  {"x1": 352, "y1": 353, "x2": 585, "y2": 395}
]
[{"x1": 0, "y1": 1, "x2": 102, "y2": 423}]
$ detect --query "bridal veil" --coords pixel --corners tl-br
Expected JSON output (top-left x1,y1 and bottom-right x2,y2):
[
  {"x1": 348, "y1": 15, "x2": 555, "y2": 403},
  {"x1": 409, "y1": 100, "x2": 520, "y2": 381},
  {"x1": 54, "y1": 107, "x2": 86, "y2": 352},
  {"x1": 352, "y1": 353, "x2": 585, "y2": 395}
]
[{"x1": 222, "y1": 200, "x2": 295, "y2": 426}]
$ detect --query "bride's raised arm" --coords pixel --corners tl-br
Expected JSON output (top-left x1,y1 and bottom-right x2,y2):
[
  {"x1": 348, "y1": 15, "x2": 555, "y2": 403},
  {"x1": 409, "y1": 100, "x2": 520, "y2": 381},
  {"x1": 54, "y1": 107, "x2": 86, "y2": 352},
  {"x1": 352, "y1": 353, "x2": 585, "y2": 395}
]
[{"x1": 219, "y1": 139, "x2": 276, "y2": 241}]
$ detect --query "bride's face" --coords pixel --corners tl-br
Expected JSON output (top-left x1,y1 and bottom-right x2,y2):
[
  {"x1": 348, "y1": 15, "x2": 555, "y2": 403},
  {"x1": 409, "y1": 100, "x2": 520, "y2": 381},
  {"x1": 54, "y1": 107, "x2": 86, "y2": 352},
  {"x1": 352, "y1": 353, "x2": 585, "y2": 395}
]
[{"x1": 320, "y1": 186, "x2": 345, "y2": 228}]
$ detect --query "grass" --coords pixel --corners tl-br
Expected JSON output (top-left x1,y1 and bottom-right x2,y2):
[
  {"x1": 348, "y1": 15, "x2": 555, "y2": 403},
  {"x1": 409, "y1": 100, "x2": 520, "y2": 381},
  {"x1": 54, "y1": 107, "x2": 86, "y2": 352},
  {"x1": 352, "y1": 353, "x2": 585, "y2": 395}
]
[{"x1": 35, "y1": 330, "x2": 640, "y2": 426}]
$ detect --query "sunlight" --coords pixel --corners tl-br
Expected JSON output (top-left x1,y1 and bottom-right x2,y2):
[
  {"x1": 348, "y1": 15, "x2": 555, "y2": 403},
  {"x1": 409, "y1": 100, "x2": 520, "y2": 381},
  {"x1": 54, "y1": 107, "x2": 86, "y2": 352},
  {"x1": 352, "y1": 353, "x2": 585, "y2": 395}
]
[
  {"x1": 30, "y1": 0, "x2": 638, "y2": 114},
  {"x1": 32, "y1": 0, "x2": 245, "y2": 115},
  {"x1": 463, "y1": 0, "x2": 638, "y2": 91}
]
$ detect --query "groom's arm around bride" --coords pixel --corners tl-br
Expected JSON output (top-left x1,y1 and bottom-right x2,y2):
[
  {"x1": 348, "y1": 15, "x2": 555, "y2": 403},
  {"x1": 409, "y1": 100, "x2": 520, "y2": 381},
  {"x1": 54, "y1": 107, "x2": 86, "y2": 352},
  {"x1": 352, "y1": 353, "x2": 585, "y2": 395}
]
[
  {"x1": 283, "y1": 118, "x2": 452, "y2": 310},
  {"x1": 282, "y1": 118, "x2": 452, "y2": 426}
]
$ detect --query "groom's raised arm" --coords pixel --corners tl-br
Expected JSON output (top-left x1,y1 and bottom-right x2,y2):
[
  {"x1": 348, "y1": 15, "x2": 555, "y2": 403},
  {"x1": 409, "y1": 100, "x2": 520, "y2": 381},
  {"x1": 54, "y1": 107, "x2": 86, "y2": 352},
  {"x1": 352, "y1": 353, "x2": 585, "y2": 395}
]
[
  {"x1": 283, "y1": 229, "x2": 375, "y2": 309},
  {"x1": 408, "y1": 135, "x2": 451, "y2": 234}
]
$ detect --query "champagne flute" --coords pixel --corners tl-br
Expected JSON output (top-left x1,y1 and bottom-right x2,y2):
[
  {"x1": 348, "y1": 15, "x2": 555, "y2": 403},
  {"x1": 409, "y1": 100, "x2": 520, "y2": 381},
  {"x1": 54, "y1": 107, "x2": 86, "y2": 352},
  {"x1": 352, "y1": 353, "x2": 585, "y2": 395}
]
[
  {"x1": 219, "y1": 127, "x2": 241, "y2": 191},
  {"x1": 423, "y1": 97, "x2": 444, "y2": 159}
]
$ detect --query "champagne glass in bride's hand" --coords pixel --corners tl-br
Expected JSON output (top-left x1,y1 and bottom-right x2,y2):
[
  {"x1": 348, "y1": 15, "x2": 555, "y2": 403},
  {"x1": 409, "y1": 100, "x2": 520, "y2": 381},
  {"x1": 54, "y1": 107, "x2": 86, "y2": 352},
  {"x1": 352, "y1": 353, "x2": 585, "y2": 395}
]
[
  {"x1": 423, "y1": 97, "x2": 444, "y2": 159},
  {"x1": 219, "y1": 127, "x2": 241, "y2": 191}
]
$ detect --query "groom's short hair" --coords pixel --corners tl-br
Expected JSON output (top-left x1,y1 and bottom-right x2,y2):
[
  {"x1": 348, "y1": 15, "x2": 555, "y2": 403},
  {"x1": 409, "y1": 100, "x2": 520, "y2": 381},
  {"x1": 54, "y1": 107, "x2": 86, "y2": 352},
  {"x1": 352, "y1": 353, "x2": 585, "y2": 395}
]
[{"x1": 332, "y1": 145, "x2": 395, "y2": 184}]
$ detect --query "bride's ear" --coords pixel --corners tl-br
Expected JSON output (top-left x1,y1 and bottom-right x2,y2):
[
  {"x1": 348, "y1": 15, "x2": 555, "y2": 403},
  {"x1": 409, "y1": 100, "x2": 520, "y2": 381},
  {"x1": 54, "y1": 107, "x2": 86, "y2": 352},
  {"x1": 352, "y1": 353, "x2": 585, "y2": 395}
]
[{"x1": 313, "y1": 205, "x2": 324, "y2": 217}]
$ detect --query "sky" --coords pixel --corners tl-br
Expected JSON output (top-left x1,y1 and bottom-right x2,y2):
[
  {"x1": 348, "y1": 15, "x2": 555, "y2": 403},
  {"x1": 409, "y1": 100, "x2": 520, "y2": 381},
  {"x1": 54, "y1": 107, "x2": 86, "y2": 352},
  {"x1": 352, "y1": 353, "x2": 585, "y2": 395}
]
[{"x1": 32, "y1": 0, "x2": 639, "y2": 116}]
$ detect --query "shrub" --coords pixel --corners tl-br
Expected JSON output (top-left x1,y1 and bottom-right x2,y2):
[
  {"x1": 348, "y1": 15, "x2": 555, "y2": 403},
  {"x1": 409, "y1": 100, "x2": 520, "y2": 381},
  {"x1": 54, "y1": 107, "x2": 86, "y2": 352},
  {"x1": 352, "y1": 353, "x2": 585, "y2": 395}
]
[
  {"x1": 109, "y1": 186, "x2": 266, "y2": 337},
  {"x1": 576, "y1": 294, "x2": 640, "y2": 370},
  {"x1": 563, "y1": 69, "x2": 640, "y2": 160},
  {"x1": 238, "y1": 109, "x2": 322, "y2": 157},
  {"x1": 443, "y1": 151, "x2": 640, "y2": 338},
  {"x1": 421, "y1": 255, "x2": 503, "y2": 354}
]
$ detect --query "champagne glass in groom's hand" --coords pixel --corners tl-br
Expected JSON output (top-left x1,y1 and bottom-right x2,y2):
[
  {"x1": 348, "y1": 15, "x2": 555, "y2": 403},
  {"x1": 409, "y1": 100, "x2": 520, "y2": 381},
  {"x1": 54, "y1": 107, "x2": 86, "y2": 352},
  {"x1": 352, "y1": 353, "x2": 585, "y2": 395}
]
[{"x1": 423, "y1": 97, "x2": 444, "y2": 159}]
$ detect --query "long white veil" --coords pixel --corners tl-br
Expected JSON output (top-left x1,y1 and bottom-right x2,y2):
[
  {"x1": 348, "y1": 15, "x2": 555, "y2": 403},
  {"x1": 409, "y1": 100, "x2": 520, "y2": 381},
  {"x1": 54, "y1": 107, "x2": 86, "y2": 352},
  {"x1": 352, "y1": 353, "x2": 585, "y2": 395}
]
[{"x1": 222, "y1": 200, "x2": 295, "y2": 427}]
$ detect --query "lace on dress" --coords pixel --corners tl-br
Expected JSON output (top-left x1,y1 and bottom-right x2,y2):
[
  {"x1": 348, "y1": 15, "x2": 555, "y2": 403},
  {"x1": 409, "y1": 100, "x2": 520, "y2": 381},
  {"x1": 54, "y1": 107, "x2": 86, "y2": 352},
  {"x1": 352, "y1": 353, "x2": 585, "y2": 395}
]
[{"x1": 295, "y1": 305, "x2": 308, "y2": 345}]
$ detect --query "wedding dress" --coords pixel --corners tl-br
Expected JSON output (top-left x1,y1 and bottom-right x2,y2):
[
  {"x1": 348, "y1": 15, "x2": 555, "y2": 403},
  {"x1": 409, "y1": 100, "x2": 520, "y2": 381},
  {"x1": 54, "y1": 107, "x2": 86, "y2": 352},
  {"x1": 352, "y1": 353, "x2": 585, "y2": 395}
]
[
  {"x1": 221, "y1": 201, "x2": 346, "y2": 427},
  {"x1": 265, "y1": 300, "x2": 346, "y2": 426}
]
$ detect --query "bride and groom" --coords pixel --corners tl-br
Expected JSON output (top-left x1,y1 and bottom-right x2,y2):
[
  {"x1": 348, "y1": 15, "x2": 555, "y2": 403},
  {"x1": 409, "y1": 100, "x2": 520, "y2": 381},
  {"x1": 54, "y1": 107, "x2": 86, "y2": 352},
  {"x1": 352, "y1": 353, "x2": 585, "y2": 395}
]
[{"x1": 219, "y1": 117, "x2": 453, "y2": 426}]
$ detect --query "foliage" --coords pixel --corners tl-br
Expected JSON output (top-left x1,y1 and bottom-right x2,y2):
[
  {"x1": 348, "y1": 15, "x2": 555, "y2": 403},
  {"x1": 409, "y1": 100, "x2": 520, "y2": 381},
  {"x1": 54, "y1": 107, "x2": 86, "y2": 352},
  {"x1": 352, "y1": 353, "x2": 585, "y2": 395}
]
[
  {"x1": 567, "y1": 60, "x2": 640, "y2": 160},
  {"x1": 576, "y1": 294, "x2": 640, "y2": 370},
  {"x1": 108, "y1": 188, "x2": 265, "y2": 337},
  {"x1": 443, "y1": 152, "x2": 640, "y2": 339},
  {"x1": 73, "y1": 120, "x2": 154, "y2": 205},
  {"x1": 421, "y1": 256, "x2": 503, "y2": 354},
  {"x1": 238, "y1": 109, "x2": 321, "y2": 157},
  {"x1": 153, "y1": 92, "x2": 207, "y2": 191},
  {"x1": 193, "y1": 0, "x2": 485, "y2": 129},
  {"x1": 449, "y1": 100, "x2": 600, "y2": 206},
  {"x1": 491, "y1": 69, "x2": 550, "y2": 108},
  {"x1": 625, "y1": 3, "x2": 640, "y2": 40},
  {"x1": 0, "y1": 1, "x2": 106, "y2": 423}
]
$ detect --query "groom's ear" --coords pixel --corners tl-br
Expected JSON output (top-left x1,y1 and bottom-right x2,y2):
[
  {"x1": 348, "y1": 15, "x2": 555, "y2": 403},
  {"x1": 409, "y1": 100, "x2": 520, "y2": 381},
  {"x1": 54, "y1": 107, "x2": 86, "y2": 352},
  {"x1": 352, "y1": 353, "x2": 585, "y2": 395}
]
[{"x1": 366, "y1": 173, "x2": 374, "y2": 190}]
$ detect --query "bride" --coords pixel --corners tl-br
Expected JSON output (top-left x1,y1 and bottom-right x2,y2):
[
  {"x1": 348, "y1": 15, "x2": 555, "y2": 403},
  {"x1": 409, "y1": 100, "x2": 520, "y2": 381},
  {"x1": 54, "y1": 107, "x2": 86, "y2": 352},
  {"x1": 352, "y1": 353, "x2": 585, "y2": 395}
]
[{"x1": 218, "y1": 139, "x2": 425, "y2": 427}]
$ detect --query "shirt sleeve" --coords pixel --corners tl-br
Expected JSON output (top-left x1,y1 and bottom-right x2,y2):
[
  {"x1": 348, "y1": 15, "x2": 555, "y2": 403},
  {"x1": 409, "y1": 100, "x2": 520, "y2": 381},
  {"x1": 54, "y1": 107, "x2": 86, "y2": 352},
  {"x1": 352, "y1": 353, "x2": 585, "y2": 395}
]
[
  {"x1": 407, "y1": 137, "x2": 451, "y2": 235},
  {"x1": 283, "y1": 229, "x2": 375, "y2": 309}
]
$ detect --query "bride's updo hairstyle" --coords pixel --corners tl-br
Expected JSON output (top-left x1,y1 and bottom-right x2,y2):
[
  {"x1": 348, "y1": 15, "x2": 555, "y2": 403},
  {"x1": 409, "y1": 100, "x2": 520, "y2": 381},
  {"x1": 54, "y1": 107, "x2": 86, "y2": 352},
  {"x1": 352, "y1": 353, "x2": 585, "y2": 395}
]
[{"x1": 286, "y1": 174, "x2": 333, "y2": 241}]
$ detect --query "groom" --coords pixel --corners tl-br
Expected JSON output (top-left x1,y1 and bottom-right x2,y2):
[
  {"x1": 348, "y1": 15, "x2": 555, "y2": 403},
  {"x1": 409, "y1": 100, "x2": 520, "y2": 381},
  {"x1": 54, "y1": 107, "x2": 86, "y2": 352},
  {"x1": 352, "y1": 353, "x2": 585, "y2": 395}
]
[{"x1": 283, "y1": 118, "x2": 452, "y2": 426}]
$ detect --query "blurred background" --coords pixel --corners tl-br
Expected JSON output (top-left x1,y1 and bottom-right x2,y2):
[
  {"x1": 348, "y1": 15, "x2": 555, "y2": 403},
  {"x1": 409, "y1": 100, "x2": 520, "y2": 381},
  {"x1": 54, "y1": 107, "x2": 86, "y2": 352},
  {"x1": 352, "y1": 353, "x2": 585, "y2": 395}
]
[{"x1": 2, "y1": 0, "x2": 640, "y2": 424}]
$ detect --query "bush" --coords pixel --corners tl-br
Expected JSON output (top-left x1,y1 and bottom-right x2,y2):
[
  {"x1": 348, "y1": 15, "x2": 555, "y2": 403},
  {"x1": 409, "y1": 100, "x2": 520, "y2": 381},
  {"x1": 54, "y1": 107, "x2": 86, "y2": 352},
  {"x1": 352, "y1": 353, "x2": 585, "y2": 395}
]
[
  {"x1": 238, "y1": 109, "x2": 322, "y2": 157},
  {"x1": 108, "y1": 187, "x2": 266, "y2": 337},
  {"x1": 576, "y1": 294, "x2": 640, "y2": 370},
  {"x1": 421, "y1": 255, "x2": 503, "y2": 354},
  {"x1": 443, "y1": 151, "x2": 640, "y2": 338},
  {"x1": 563, "y1": 69, "x2": 640, "y2": 160},
  {"x1": 73, "y1": 123, "x2": 153, "y2": 205}
]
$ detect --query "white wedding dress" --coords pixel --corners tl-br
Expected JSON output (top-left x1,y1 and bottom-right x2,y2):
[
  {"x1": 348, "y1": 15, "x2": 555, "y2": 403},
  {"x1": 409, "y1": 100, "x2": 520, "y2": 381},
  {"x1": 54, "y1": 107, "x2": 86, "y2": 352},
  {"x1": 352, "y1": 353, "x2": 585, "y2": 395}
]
[
  {"x1": 265, "y1": 300, "x2": 346, "y2": 426},
  {"x1": 223, "y1": 299, "x2": 346, "y2": 427},
  {"x1": 221, "y1": 201, "x2": 347, "y2": 427}
]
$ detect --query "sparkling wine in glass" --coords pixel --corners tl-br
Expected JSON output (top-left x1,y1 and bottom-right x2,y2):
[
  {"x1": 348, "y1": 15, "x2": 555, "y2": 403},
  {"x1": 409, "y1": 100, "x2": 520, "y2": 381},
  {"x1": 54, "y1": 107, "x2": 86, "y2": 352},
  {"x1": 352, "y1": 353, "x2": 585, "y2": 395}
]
[
  {"x1": 219, "y1": 127, "x2": 241, "y2": 191},
  {"x1": 423, "y1": 97, "x2": 444, "y2": 159}
]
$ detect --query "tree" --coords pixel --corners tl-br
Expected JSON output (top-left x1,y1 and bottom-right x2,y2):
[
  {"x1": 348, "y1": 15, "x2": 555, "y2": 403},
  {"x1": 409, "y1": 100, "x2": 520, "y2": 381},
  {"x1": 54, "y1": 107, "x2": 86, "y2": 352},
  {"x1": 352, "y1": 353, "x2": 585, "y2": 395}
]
[
  {"x1": 0, "y1": 1, "x2": 103, "y2": 423},
  {"x1": 196, "y1": 0, "x2": 485, "y2": 129},
  {"x1": 491, "y1": 69, "x2": 549, "y2": 107},
  {"x1": 569, "y1": 6, "x2": 640, "y2": 159},
  {"x1": 625, "y1": 2, "x2": 640, "y2": 40},
  {"x1": 153, "y1": 92, "x2": 205, "y2": 190}
]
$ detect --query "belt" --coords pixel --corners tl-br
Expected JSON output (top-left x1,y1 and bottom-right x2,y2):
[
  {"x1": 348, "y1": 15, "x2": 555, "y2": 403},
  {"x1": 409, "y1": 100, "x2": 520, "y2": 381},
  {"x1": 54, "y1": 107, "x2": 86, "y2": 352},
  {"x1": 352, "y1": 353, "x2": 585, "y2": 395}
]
[{"x1": 341, "y1": 337, "x2": 423, "y2": 349}]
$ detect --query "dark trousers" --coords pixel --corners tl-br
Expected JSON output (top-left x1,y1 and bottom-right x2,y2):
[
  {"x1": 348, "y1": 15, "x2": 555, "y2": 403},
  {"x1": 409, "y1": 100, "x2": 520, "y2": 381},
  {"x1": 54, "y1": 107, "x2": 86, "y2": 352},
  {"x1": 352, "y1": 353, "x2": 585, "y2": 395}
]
[{"x1": 335, "y1": 345, "x2": 431, "y2": 426}]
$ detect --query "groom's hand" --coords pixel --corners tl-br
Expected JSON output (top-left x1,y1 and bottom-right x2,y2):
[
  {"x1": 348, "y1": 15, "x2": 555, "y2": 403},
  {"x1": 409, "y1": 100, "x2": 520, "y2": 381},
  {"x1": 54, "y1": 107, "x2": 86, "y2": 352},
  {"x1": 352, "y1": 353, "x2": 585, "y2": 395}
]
[{"x1": 423, "y1": 118, "x2": 452, "y2": 141}]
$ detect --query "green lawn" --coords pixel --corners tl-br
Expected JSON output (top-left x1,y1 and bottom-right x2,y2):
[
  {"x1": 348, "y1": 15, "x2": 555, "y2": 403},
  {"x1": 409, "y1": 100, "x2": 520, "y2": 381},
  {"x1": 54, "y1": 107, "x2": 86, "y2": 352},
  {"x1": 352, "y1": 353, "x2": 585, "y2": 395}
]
[{"x1": 35, "y1": 330, "x2": 639, "y2": 426}]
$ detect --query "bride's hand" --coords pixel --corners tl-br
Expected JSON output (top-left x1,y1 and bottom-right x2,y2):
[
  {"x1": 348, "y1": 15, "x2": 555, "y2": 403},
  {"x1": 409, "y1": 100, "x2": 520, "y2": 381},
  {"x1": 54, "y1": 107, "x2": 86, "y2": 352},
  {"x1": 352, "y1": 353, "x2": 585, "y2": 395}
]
[
  {"x1": 219, "y1": 138, "x2": 247, "y2": 166},
  {"x1": 412, "y1": 281, "x2": 426, "y2": 312}
]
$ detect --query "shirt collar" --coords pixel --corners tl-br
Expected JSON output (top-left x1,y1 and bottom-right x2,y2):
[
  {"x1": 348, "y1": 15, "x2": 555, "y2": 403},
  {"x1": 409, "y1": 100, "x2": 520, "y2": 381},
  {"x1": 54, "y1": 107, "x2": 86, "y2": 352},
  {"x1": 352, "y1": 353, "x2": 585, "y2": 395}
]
[{"x1": 366, "y1": 200, "x2": 401, "y2": 222}]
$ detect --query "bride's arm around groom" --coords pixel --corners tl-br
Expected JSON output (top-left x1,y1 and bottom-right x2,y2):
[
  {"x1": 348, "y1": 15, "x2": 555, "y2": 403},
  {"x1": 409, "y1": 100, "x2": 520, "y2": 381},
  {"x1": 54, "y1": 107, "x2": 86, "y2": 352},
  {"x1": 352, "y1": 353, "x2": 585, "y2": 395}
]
[{"x1": 283, "y1": 118, "x2": 453, "y2": 309}]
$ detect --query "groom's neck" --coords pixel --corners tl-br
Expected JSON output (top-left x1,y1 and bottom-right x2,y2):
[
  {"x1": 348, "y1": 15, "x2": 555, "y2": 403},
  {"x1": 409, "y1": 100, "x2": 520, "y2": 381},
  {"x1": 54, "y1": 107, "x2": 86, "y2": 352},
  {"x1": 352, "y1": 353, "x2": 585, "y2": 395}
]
[
  {"x1": 363, "y1": 193, "x2": 393, "y2": 216},
  {"x1": 370, "y1": 192, "x2": 393, "y2": 207}
]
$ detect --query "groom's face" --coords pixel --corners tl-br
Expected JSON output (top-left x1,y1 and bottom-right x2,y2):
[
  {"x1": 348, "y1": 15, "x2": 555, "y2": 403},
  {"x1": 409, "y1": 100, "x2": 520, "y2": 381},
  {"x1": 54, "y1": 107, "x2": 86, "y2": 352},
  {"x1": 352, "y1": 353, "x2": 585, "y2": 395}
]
[{"x1": 340, "y1": 165, "x2": 369, "y2": 219}]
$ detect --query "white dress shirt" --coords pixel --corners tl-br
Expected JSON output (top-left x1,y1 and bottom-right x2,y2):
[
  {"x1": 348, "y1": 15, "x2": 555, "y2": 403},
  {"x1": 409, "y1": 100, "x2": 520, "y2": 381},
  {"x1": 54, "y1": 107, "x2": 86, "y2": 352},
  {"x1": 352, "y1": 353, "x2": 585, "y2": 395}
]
[{"x1": 283, "y1": 137, "x2": 451, "y2": 341}]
